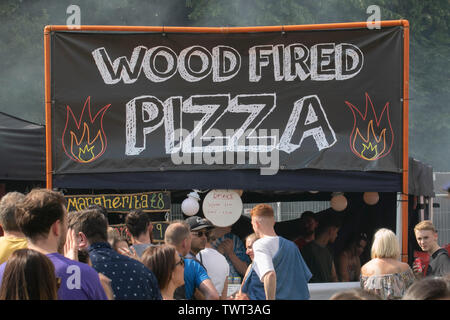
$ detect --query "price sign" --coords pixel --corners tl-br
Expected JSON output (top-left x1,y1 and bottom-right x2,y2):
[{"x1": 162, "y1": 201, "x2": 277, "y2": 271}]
[{"x1": 202, "y1": 189, "x2": 243, "y2": 227}]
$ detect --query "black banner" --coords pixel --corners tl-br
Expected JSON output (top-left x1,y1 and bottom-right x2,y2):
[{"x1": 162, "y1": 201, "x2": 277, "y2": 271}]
[{"x1": 51, "y1": 27, "x2": 403, "y2": 176}]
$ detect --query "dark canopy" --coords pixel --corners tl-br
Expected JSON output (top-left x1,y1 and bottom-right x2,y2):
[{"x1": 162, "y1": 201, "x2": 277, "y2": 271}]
[
  {"x1": 0, "y1": 111, "x2": 45, "y2": 181},
  {"x1": 54, "y1": 161, "x2": 433, "y2": 198},
  {"x1": 409, "y1": 157, "x2": 435, "y2": 197}
]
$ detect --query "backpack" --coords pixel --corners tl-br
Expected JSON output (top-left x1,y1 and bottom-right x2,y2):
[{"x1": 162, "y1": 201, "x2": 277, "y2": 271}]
[{"x1": 173, "y1": 254, "x2": 207, "y2": 300}]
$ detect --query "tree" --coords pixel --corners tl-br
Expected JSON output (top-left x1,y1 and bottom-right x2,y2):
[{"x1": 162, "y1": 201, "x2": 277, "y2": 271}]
[{"x1": 187, "y1": 0, "x2": 450, "y2": 170}]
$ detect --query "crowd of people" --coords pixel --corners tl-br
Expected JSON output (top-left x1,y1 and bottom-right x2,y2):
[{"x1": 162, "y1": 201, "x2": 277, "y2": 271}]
[
  {"x1": 0, "y1": 188, "x2": 449, "y2": 300},
  {"x1": 293, "y1": 211, "x2": 450, "y2": 300}
]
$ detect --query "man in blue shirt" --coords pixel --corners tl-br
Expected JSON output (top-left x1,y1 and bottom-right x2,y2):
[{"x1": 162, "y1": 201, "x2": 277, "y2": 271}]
[
  {"x1": 70, "y1": 208, "x2": 161, "y2": 300},
  {"x1": 212, "y1": 225, "x2": 251, "y2": 278},
  {"x1": 164, "y1": 220, "x2": 219, "y2": 300}
]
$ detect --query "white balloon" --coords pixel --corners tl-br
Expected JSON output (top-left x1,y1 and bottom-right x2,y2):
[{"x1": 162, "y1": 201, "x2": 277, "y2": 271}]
[{"x1": 181, "y1": 197, "x2": 200, "y2": 216}]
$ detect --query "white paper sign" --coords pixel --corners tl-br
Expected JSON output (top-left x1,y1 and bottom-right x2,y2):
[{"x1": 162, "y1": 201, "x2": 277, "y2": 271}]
[{"x1": 202, "y1": 189, "x2": 243, "y2": 227}]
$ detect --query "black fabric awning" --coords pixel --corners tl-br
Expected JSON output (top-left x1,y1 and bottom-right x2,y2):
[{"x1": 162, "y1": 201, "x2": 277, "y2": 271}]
[
  {"x1": 0, "y1": 112, "x2": 45, "y2": 181},
  {"x1": 54, "y1": 159, "x2": 434, "y2": 199},
  {"x1": 54, "y1": 168, "x2": 402, "y2": 192},
  {"x1": 408, "y1": 157, "x2": 434, "y2": 197}
]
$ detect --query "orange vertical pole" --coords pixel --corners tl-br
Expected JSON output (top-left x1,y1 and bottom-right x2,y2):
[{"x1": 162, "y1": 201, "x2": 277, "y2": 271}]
[
  {"x1": 44, "y1": 26, "x2": 52, "y2": 190},
  {"x1": 401, "y1": 20, "x2": 410, "y2": 263}
]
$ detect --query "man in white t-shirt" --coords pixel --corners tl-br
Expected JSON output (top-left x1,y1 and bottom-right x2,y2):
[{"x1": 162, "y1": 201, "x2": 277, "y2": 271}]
[
  {"x1": 197, "y1": 229, "x2": 230, "y2": 299},
  {"x1": 249, "y1": 204, "x2": 311, "y2": 300}
]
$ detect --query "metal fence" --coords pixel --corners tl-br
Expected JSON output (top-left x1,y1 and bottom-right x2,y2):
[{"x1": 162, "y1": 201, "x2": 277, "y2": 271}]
[
  {"x1": 433, "y1": 195, "x2": 450, "y2": 247},
  {"x1": 170, "y1": 194, "x2": 450, "y2": 247},
  {"x1": 170, "y1": 201, "x2": 330, "y2": 222}
]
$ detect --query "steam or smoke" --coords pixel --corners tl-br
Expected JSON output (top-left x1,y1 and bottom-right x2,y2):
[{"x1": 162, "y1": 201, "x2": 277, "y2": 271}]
[{"x1": 0, "y1": 0, "x2": 188, "y2": 124}]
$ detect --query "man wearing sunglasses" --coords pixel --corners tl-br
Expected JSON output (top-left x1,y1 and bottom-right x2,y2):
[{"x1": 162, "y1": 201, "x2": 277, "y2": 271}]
[
  {"x1": 189, "y1": 230, "x2": 209, "y2": 256},
  {"x1": 185, "y1": 217, "x2": 214, "y2": 260}
]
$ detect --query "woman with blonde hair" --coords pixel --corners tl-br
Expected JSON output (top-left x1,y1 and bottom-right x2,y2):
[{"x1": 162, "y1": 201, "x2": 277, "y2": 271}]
[
  {"x1": 234, "y1": 233, "x2": 264, "y2": 300},
  {"x1": 360, "y1": 228, "x2": 415, "y2": 299}
]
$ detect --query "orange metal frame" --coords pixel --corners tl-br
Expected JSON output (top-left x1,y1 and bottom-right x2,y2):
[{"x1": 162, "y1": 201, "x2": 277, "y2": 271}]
[
  {"x1": 44, "y1": 20, "x2": 410, "y2": 258},
  {"x1": 401, "y1": 21, "x2": 410, "y2": 262}
]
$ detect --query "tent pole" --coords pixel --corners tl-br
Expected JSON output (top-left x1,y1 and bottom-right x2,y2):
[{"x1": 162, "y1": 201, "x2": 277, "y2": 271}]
[
  {"x1": 396, "y1": 192, "x2": 402, "y2": 252},
  {"x1": 276, "y1": 202, "x2": 282, "y2": 222},
  {"x1": 401, "y1": 20, "x2": 410, "y2": 263},
  {"x1": 44, "y1": 26, "x2": 52, "y2": 190}
]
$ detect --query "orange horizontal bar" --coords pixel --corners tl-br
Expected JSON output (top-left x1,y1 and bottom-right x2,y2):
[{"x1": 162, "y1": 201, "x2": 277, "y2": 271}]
[{"x1": 44, "y1": 20, "x2": 407, "y2": 34}]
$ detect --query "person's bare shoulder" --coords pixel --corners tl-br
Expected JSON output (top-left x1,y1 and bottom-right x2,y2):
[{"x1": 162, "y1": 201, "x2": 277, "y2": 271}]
[
  {"x1": 399, "y1": 261, "x2": 412, "y2": 272},
  {"x1": 360, "y1": 260, "x2": 374, "y2": 276}
]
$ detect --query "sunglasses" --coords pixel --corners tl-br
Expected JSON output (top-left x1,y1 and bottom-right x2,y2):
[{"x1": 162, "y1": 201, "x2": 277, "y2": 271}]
[
  {"x1": 192, "y1": 231, "x2": 210, "y2": 237},
  {"x1": 175, "y1": 257, "x2": 185, "y2": 267}
]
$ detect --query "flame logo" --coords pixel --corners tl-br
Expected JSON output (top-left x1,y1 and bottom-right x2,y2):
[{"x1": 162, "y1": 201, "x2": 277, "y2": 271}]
[
  {"x1": 345, "y1": 93, "x2": 394, "y2": 161},
  {"x1": 62, "y1": 97, "x2": 111, "y2": 163}
]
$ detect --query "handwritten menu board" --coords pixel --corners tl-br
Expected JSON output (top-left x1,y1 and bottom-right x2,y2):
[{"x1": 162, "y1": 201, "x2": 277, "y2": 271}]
[
  {"x1": 111, "y1": 221, "x2": 170, "y2": 243},
  {"x1": 66, "y1": 191, "x2": 170, "y2": 212},
  {"x1": 65, "y1": 191, "x2": 171, "y2": 243}
]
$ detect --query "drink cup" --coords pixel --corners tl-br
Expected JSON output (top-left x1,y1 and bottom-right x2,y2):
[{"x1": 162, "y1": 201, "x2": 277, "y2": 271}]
[{"x1": 413, "y1": 258, "x2": 423, "y2": 273}]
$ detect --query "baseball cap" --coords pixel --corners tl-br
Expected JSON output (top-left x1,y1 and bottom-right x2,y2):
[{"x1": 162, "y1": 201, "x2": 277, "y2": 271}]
[{"x1": 185, "y1": 216, "x2": 214, "y2": 231}]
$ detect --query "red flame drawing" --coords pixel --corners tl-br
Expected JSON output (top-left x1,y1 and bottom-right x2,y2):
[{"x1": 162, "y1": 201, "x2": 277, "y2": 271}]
[
  {"x1": 345, "y1": 93, "x2": 394, "y2": 161},
  {"x1": 62, "y1": 97, "x2": 111, "y2": 163}
]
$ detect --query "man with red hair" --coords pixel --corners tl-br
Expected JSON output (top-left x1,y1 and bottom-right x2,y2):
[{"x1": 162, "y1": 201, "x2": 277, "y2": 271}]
[{"x1": 246, "y1": 204, "x2": 312, "y2": 300}]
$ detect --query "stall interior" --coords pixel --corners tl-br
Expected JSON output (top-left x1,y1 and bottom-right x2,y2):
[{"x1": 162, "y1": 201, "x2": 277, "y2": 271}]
[{"x1": 60, "y1": 187, "x2": 425, "y2": 283}]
